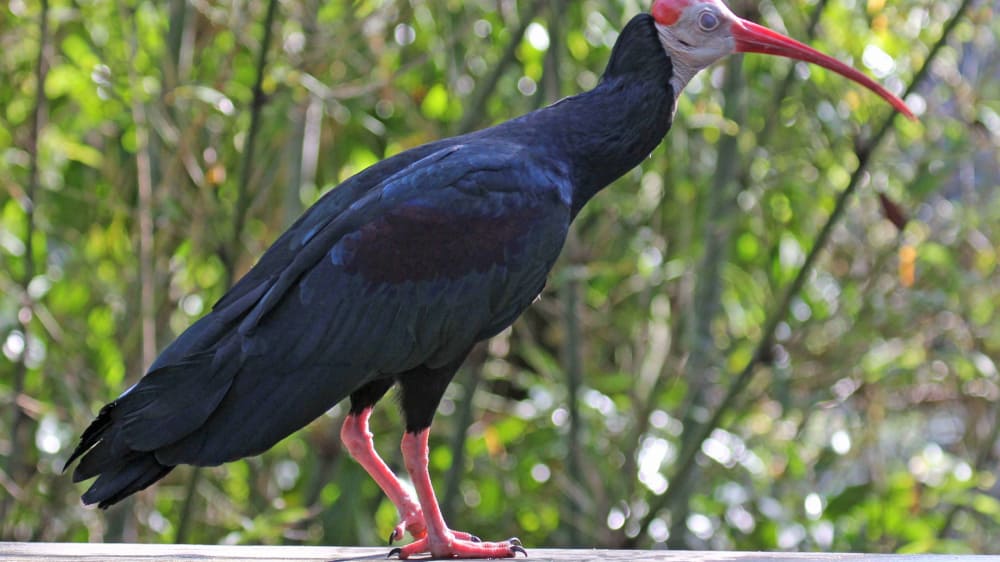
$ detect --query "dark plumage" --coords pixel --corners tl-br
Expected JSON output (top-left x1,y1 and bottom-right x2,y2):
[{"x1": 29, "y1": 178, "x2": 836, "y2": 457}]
[{"x1": 66, "y1": 13, "x2": 674, "y2": 509}]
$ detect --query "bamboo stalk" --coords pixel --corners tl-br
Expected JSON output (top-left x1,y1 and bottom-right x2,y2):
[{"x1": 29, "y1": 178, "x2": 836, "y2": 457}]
[
  {"x1": 666, "y1": 53, "x2": 745, "y2": 548},
  {"x1": 563, "y1": 260, "x2": 585, "y2": 546},
  {"x1": 0, "y1": 0, "x2": 49, "y2": 534},
  {"x1": 120, "y1": 0, "x2": 158, "y2": 379}
]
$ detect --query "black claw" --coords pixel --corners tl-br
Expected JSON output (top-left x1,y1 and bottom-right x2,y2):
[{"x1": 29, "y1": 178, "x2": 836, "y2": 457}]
[
  {"x1": 387, "y1": 547, "x2": 402, "y2": 559},
  {"x1": 511, "y1": 545, "x2": 528, "y2": 557},
  {"x1": 470, "y1": 534, "x2": 481, "y2": 543},
  {"x1": 508, "y1": 537, "x2": 522, "y2": 547}
]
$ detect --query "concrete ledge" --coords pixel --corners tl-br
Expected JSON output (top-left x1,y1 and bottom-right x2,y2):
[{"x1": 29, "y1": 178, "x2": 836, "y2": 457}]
[{"x1": 0, "y1": 542, "x2": 989, "y2": 561}]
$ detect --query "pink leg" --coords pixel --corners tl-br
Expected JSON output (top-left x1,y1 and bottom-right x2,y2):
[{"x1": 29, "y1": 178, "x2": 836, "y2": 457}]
[
  {"x1": 391, "y1": 429, "x2": 526, "y2": 559},
  {"x1": 340, "y1": 409, "x2": 425, "y2": 542}
]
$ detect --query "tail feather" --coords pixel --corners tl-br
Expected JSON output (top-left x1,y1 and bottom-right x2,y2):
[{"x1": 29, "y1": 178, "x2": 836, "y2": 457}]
[
  {"x1": 72, "y1": 434, "x2": 125, "y2": 483},
  {"x1": 81, "y1": 453, "x2": 173, "y2": 509},
  {"x1": 64, "y1": 401, "x2": 115, "y2": 474},
  {"x1": 65, "y1": 406, "x2": 174, "y2": 508},
  {"x1": 65, "y1": 346, "x2": 240, "y2": 507}
]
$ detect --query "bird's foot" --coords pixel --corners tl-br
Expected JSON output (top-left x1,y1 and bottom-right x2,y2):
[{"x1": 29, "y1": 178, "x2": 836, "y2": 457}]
[{"x1": 388, "y1": 533, "x2": 525, "y2": 559}]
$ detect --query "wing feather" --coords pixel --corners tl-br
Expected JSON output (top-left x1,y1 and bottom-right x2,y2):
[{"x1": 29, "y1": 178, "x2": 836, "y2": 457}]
[{"x1": 72, "y1": 139, "x2": 573, "y2": 479}]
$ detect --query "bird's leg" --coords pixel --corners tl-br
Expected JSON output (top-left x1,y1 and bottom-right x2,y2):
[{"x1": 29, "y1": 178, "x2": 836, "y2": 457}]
[
  {"x1": 340, "y1": 408, "x2": 425, "y2": 542},
  {"x1": 389, "y1": 428, "x2": 525, "y2": 559}
]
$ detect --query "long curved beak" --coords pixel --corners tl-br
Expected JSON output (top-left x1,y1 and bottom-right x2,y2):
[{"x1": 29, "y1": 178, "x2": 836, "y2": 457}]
[{"x1": 732, "y1": 19, "x2": 916, "y2": 120}]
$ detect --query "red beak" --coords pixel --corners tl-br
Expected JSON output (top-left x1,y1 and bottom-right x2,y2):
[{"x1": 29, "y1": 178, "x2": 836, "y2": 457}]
[{"x1": 731, "y1": 20, "x2": 916, "y2": 120}]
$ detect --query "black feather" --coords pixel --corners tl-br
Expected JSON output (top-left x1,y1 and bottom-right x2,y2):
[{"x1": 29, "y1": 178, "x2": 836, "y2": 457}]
[{"x1": 83, "y1": 454, "x2": 173, "y2": 509}]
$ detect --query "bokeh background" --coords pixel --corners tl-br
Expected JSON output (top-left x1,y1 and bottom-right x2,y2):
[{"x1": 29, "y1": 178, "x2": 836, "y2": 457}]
[{"x1": 2, "y1": 0, "x2": 999, "y2": 553}]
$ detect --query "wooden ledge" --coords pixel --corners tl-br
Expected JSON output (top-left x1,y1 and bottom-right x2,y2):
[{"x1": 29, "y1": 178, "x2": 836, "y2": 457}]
[{"x1": 0, "y1": 542, "x2": 986, "y2": 561}]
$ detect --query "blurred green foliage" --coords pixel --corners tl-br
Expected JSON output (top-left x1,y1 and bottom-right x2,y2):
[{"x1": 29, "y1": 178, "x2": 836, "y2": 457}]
[{"x1": 1, "y1": 0, "x2": 999, "y2": 554}]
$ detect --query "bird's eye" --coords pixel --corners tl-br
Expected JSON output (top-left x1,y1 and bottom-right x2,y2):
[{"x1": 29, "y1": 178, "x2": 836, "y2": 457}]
[{"x1": 697, "y1": 10, "x2": 720, "y2": 32}]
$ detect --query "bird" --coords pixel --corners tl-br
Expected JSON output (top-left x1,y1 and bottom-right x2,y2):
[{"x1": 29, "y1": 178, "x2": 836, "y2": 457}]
[{"x1": 66, "y1": 0, "x2": 913, "y2": 558}]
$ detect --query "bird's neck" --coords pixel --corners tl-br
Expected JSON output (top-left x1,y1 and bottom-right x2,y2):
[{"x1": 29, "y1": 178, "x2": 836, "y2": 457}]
[
  {"x1": 554, "y1": 74, "x2": 675, "y2": 215},
  {"x1": 497, "y1": 14, "x2": 677, "y2": 216}
]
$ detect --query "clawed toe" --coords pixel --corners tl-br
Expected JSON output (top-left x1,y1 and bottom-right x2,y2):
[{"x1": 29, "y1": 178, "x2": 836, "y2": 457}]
[
  {"x1": 451, "y1": 530, "x2": 481, "y2": 543},
  {"x1": 388, "y1": 511, "x2": 428, "y2": 546}
]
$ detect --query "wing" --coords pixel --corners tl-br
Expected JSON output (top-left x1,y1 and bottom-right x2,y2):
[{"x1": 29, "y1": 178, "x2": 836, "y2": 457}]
[
  {"x1": 154, "y1": 141, "x2": 573, "y2": 464},
  {"x1": 147, "y1": 139, "x2": 457, "y2": 371},
  {"x1": 72, "y1": 140, "x2": 574, "y2": 482}
]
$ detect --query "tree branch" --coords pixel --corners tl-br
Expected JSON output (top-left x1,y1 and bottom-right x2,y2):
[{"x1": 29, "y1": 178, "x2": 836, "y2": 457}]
[
  {"x1": 227, "y1": 0, "x2": 280, "y2": 287},
  {"x1": 456, "y1": 0, "x2": 546, "y2": 134}
]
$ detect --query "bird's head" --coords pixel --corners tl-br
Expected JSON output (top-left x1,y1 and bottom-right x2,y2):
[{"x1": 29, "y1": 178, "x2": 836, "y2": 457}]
[{"x1": 651, "y1": 0, "x2": 915, "y2": 119}]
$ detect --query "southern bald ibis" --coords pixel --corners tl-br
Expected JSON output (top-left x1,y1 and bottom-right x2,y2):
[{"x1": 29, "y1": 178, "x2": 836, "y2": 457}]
[{"x1": 67, "y1": 0, "x2": 912, "y2": 558}]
